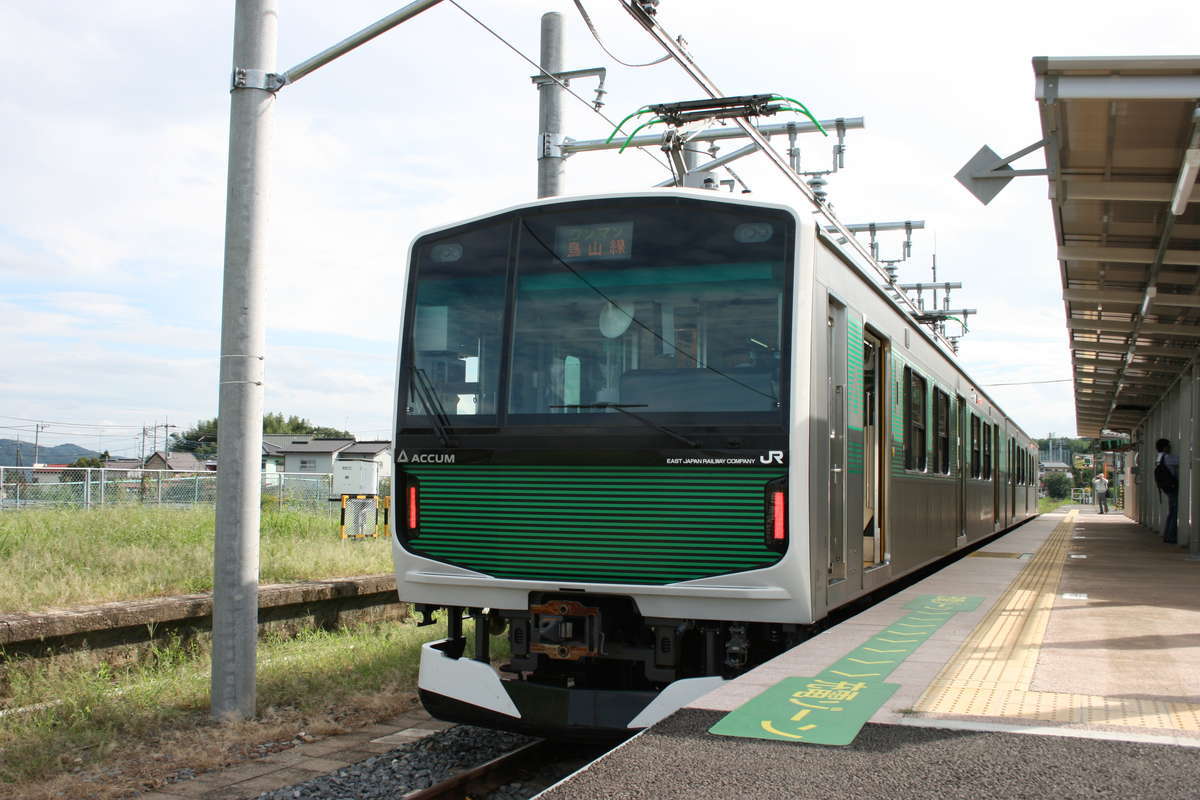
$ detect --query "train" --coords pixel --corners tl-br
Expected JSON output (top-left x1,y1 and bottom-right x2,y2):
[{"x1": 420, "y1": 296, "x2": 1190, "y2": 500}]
[{"x1": 390, "y1": 189, "x2": 1038, "y2": 738}]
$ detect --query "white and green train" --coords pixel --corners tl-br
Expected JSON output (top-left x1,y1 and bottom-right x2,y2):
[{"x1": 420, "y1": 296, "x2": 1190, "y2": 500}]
[{"x1": 390, "y1": 189, "x2": 1038, "y2": 737}]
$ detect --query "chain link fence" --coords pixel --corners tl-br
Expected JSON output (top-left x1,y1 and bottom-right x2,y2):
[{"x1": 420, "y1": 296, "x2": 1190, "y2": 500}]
[{"x1": 0, "y1": 467, "x2": 386, "y2": 513}]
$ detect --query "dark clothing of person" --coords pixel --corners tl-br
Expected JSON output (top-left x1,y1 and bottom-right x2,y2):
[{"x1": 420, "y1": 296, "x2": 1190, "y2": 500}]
[
  {"x1": 1164, "y1": 489, "x2": 1179, "y2": 544},
  {"x1": 1157, "y1": 449, "x2": 1180, "y2": 544}
]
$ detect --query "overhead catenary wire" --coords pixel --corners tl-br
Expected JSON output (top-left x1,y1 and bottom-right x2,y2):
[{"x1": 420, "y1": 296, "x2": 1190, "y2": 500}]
[
  {"x1": 447, "y1": 0, "x2": 674, "y2": 176},
  {"x1": 982, "y1": 378, "x2": 1073, "y2": 387},
  {"x1": 616, "y1": 2, "x2": 962, "y2": 355},
  {"x1": 572, "y1": 0, "x2": 671, "y2": 67}
]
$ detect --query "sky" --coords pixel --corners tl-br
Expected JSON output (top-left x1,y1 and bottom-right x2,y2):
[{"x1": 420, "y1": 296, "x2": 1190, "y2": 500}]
[{"x1": 2, "y1": 0, "x2": 1197, "y2": 458}]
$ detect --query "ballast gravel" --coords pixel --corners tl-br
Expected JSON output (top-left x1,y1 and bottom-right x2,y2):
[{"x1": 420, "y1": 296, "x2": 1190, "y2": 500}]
[{"x1": 253, "y1": 725, "x2": 534, "y2": 800}]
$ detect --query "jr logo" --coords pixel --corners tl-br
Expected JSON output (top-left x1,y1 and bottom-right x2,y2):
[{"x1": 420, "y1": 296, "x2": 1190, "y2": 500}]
[{"x1": 760, "y1": 450, "x2": 785, "y2": 465}]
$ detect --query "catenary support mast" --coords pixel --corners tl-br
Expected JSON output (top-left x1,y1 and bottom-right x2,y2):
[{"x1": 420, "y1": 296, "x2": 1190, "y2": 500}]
[
  {"x1": 537, "y1": 12, "x2": 565, "y2": 198},
  {"x1": 212, "y1": 0, "x2": 445, "y2": 722},
  {"x1": 213, "y1": 0, "x2": 275, "y2": 720}
]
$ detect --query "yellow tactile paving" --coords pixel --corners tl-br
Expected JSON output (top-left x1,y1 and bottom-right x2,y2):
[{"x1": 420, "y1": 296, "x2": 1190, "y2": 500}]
[{"x1": 913, "y1": 510, "x2": 1200, "y2": 734}]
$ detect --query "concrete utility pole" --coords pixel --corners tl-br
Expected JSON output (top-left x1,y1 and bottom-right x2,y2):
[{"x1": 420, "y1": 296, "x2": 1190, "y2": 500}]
[
  {"x1": 537, "y1": 12, "x2": 564, "y2": 198},
  {"x1": 211, "y1": 0, "x2": 445, "y2": 723},
  {"x1": 213, "y1": 0, "x2": 275, "y2": 721},
  {"x1": 33, "y1": 423, "x2": 46, "y2": 466}
]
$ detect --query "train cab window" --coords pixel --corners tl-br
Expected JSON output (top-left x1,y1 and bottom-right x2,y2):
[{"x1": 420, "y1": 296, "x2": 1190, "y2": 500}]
[
  {"x1": 507, "y1": 201, "x2": 791, "y2": 420},
  {"x1": 903, "y1": 367, "x2": 927, "y2": 471},
  {"x1": 982, "y1": 424, "x2": 993, "y2": 481},
  {"x1": 970, "y1": 415, "x2": 981, "y2": 478},
  {"x1": 933, "y1": 389, "x2": 951, "y2": 474},
  {"x1": 404, "y1": 220, "x2": 509, "y2": 422}
]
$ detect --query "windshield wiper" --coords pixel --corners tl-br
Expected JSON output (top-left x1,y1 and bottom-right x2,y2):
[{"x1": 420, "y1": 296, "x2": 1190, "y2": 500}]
[
  {"x1": 410, "y1": 366, "x2": 455, "y2": 448},
  {"x1": 550, "y1": 403, "x2": 700, "y2": 448}
]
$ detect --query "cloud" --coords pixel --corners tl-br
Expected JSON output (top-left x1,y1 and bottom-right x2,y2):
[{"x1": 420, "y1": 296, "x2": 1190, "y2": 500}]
[{"x1": 4, "y1": 0, "x2": 1199, "y2": 444}]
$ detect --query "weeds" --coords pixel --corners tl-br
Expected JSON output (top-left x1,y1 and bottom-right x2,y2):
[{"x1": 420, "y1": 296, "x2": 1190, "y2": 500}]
[
  {"x1": 0, "y1": 618, "x2": 477, "y2": 798},
  {"x1": 1037, "y1": 496, "x2": 1072, "y2": 513},
  {"x1": 0, "y1": 507, "x2": 393, "y2": 613}
]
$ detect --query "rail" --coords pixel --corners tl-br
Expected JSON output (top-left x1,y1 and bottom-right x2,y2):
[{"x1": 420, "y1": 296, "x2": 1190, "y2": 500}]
[{"x1": 402, "y1": 739, "x2": 552, "y2": 800}]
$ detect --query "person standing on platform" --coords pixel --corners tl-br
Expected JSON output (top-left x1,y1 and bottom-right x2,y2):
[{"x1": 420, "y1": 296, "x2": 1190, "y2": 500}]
[
  {"x1": 1092, "y1": 471, "x2": 1109, "y2": 514},
  {"x1": 1154, "y1": 438, "x2": 1180, "y2": 544}
]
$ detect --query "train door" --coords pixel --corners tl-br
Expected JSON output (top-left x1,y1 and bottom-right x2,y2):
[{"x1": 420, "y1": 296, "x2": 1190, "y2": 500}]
[
  {"x1": 992, "y1": 425, "x2": 1001, "y2": 530},
  {"x1": 1009, "y1": 437, "x2": 1017, "y2": 521},
  {"x1": 956, "y1": 395, "x2": 967, "y2": 540},
  {"x1": 862, "y1": 330, "x2": 886, "y2": 568},
  {"x1": 826, "y1": 298, "x2": 848, "y2": 603}
]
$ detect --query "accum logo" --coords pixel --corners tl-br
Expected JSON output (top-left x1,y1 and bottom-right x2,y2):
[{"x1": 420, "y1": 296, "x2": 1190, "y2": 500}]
[
  {"x1": 760, "y1": 450, "x2": 784, "y2": 465},
  {"x1": 397, "y1": 450, "x2": 455, "y2": 464}
]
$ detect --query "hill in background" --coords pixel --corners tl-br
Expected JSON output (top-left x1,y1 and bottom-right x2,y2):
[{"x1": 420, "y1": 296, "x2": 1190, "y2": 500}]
[{"x1": 0, "y1": 439, "x2": 101, "y2": 467}]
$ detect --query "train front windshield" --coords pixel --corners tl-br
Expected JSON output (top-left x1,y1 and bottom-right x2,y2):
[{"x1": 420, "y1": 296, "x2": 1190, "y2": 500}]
[{"x1": 400, "y1": 198, "x2": 794, "y2": 431}]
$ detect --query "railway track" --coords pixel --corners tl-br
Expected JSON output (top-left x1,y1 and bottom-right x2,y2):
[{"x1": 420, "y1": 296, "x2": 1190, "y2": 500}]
[
  {"x1": 252, "y1": 725, "x2": 613, "y2": 800},
  {"x1": 402, "y1": 738, "x2": 550, "y2": 800}
]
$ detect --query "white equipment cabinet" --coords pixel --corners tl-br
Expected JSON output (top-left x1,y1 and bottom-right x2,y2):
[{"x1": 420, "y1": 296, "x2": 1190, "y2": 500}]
[{"x1": 335, "y1": 460, "x2": 379, "y2": 496}]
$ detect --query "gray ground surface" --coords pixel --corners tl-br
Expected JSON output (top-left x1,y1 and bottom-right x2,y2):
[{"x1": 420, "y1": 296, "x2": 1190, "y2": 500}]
[{"x1": 537, "y1": 709, "x2": 1200, "y2": 800}]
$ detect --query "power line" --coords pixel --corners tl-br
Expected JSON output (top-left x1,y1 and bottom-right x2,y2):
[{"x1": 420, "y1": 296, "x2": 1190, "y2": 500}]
[
  {"x1": 572, "y1": 0, "x2": 670, "y2": 67},
  {"x1": 447, "y1": 0, "x2": 673, "y2": 176},
  {"x1": 983, "y1": 378, "x2": 1073, "y2": 387},
  {"x1": 0, "y1": 414, "x2": 145, "y2": 430}
]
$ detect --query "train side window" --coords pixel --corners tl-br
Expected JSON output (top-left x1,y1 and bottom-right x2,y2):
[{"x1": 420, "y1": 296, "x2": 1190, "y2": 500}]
[
  {"x1": 970, "y1": 415, "x2": 981, "y2": 478},
  {"x1": 933, "y1": 389, "x2": 950, "y2": 474},
  {"x1": 903, "y1": 367, "x2": 927, "y2": 471},
  {"x1": 982, "y1": 424, "x2": 992, "y2": 481}
]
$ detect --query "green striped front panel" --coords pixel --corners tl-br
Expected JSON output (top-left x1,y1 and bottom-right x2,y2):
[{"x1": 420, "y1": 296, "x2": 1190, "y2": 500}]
[{"x1": 403, "y1": 465, "x2": 785, "y2": 585}]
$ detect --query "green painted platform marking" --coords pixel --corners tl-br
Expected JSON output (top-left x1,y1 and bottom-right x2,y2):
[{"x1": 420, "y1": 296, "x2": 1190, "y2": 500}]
[{"x1": 709, "y1": 594, "x2": 983, "y2": 745}]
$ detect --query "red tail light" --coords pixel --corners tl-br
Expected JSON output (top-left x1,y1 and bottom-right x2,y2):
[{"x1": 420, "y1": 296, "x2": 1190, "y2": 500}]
[
  {"x1": 765, "y1": 479, "x2": 787, "y2": 553},
  {"x1": 772, "y1": 491, "x2": 785, "y2": 540},
  {"x1": 407, "y1": 484, "x2": 419, "y2": 530}
]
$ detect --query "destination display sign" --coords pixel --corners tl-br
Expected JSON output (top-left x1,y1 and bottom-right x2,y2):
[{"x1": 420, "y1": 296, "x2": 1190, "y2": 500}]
[{"x1": 554, "y1": 221, "x2": 634, "y2": 261}]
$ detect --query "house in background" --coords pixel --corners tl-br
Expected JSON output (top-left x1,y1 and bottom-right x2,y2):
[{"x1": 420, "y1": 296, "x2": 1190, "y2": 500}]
[
  {"x1": 336, "y1": 440, "x2": 392, "y2": 479},
  {"x1": 262, "y1": 440, "x2": 285, "y2": 472},
  {"x1": 29, "y1": 464, "x2": 72, "y2": 483},
  {"x1": 103, "y1": 458, "x2": 143, "y2": 473},
  {"x1": 144, "y1": 451, "x2": 206, "y2": 472},
  {"x1": 261, "y1": 435, "x2": 354, "y2": 473}
]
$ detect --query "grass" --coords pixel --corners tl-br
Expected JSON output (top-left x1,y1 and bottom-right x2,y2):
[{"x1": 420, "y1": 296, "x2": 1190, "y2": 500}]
[
  {"x1": 0, "y1": 507, "x2": 393, "y2": 613},
  {"x1": 0, "y1": 617, "x2": 510, "y2": 799},
  {"x1": 1037, "y1": 496, "x2": 1072, "y2": 513}
]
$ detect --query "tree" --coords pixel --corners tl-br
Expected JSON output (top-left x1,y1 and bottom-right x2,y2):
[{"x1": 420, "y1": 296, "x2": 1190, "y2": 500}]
[
  {"x1": 1043, "y1": 472, "x2": 1072, "y2": 499},
  {"x1": 171, "y1": 414, "x2": 354, "y2": 456},
  {"x1": 71, "y1": 456, "x2": 104, "y2": 468},
  {"x1": 262, "y1": 413, "x2": 353, "y2": 438},
  {"x1": 1072, "y1": 466, "x2": 1094, "y2": 489},
  {"x1": 171, "y1": 418, "x2": 219, "y2": 456}
]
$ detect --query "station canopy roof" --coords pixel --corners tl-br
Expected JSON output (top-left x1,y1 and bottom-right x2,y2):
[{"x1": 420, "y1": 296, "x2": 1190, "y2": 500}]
[{"x1": 1034, "y1": 56, "x2": 1200, "y2": 437}]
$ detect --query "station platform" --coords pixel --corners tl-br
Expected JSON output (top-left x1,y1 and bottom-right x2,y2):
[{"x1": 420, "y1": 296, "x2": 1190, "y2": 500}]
[{"x1": 540, "y1": 508, "x2": 1200, "y2": 799}]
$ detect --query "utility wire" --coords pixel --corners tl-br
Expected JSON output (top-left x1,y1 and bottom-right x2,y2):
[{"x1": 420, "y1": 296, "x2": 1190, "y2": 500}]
[
  {"x1": 447, "y1": 0, "x2": 673, "y2": 176},
  {"x1": 572, "y1": 0, "x2": 670, "y2": 67},
  {"x1": 0, "y1": 414, "x2": 145, "y2": 429},
  {"x1": 983, "y1": 378, "x2": 1073, "y2": 387}
]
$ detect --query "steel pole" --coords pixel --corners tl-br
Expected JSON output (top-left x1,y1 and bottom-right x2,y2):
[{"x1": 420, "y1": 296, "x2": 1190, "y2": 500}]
[
  {"x1": 213, "y1": 0, "x2": 275, "y2": 721},
  {"x1": 281, "y1": 0, "x2": 444, "y2": 85},
  {"x1": 1190, "y1": 359, "x2": 1200, "y2": 560},
  {"x1": 537, "y1": 12, "x2": 564, "y2": 198}
]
